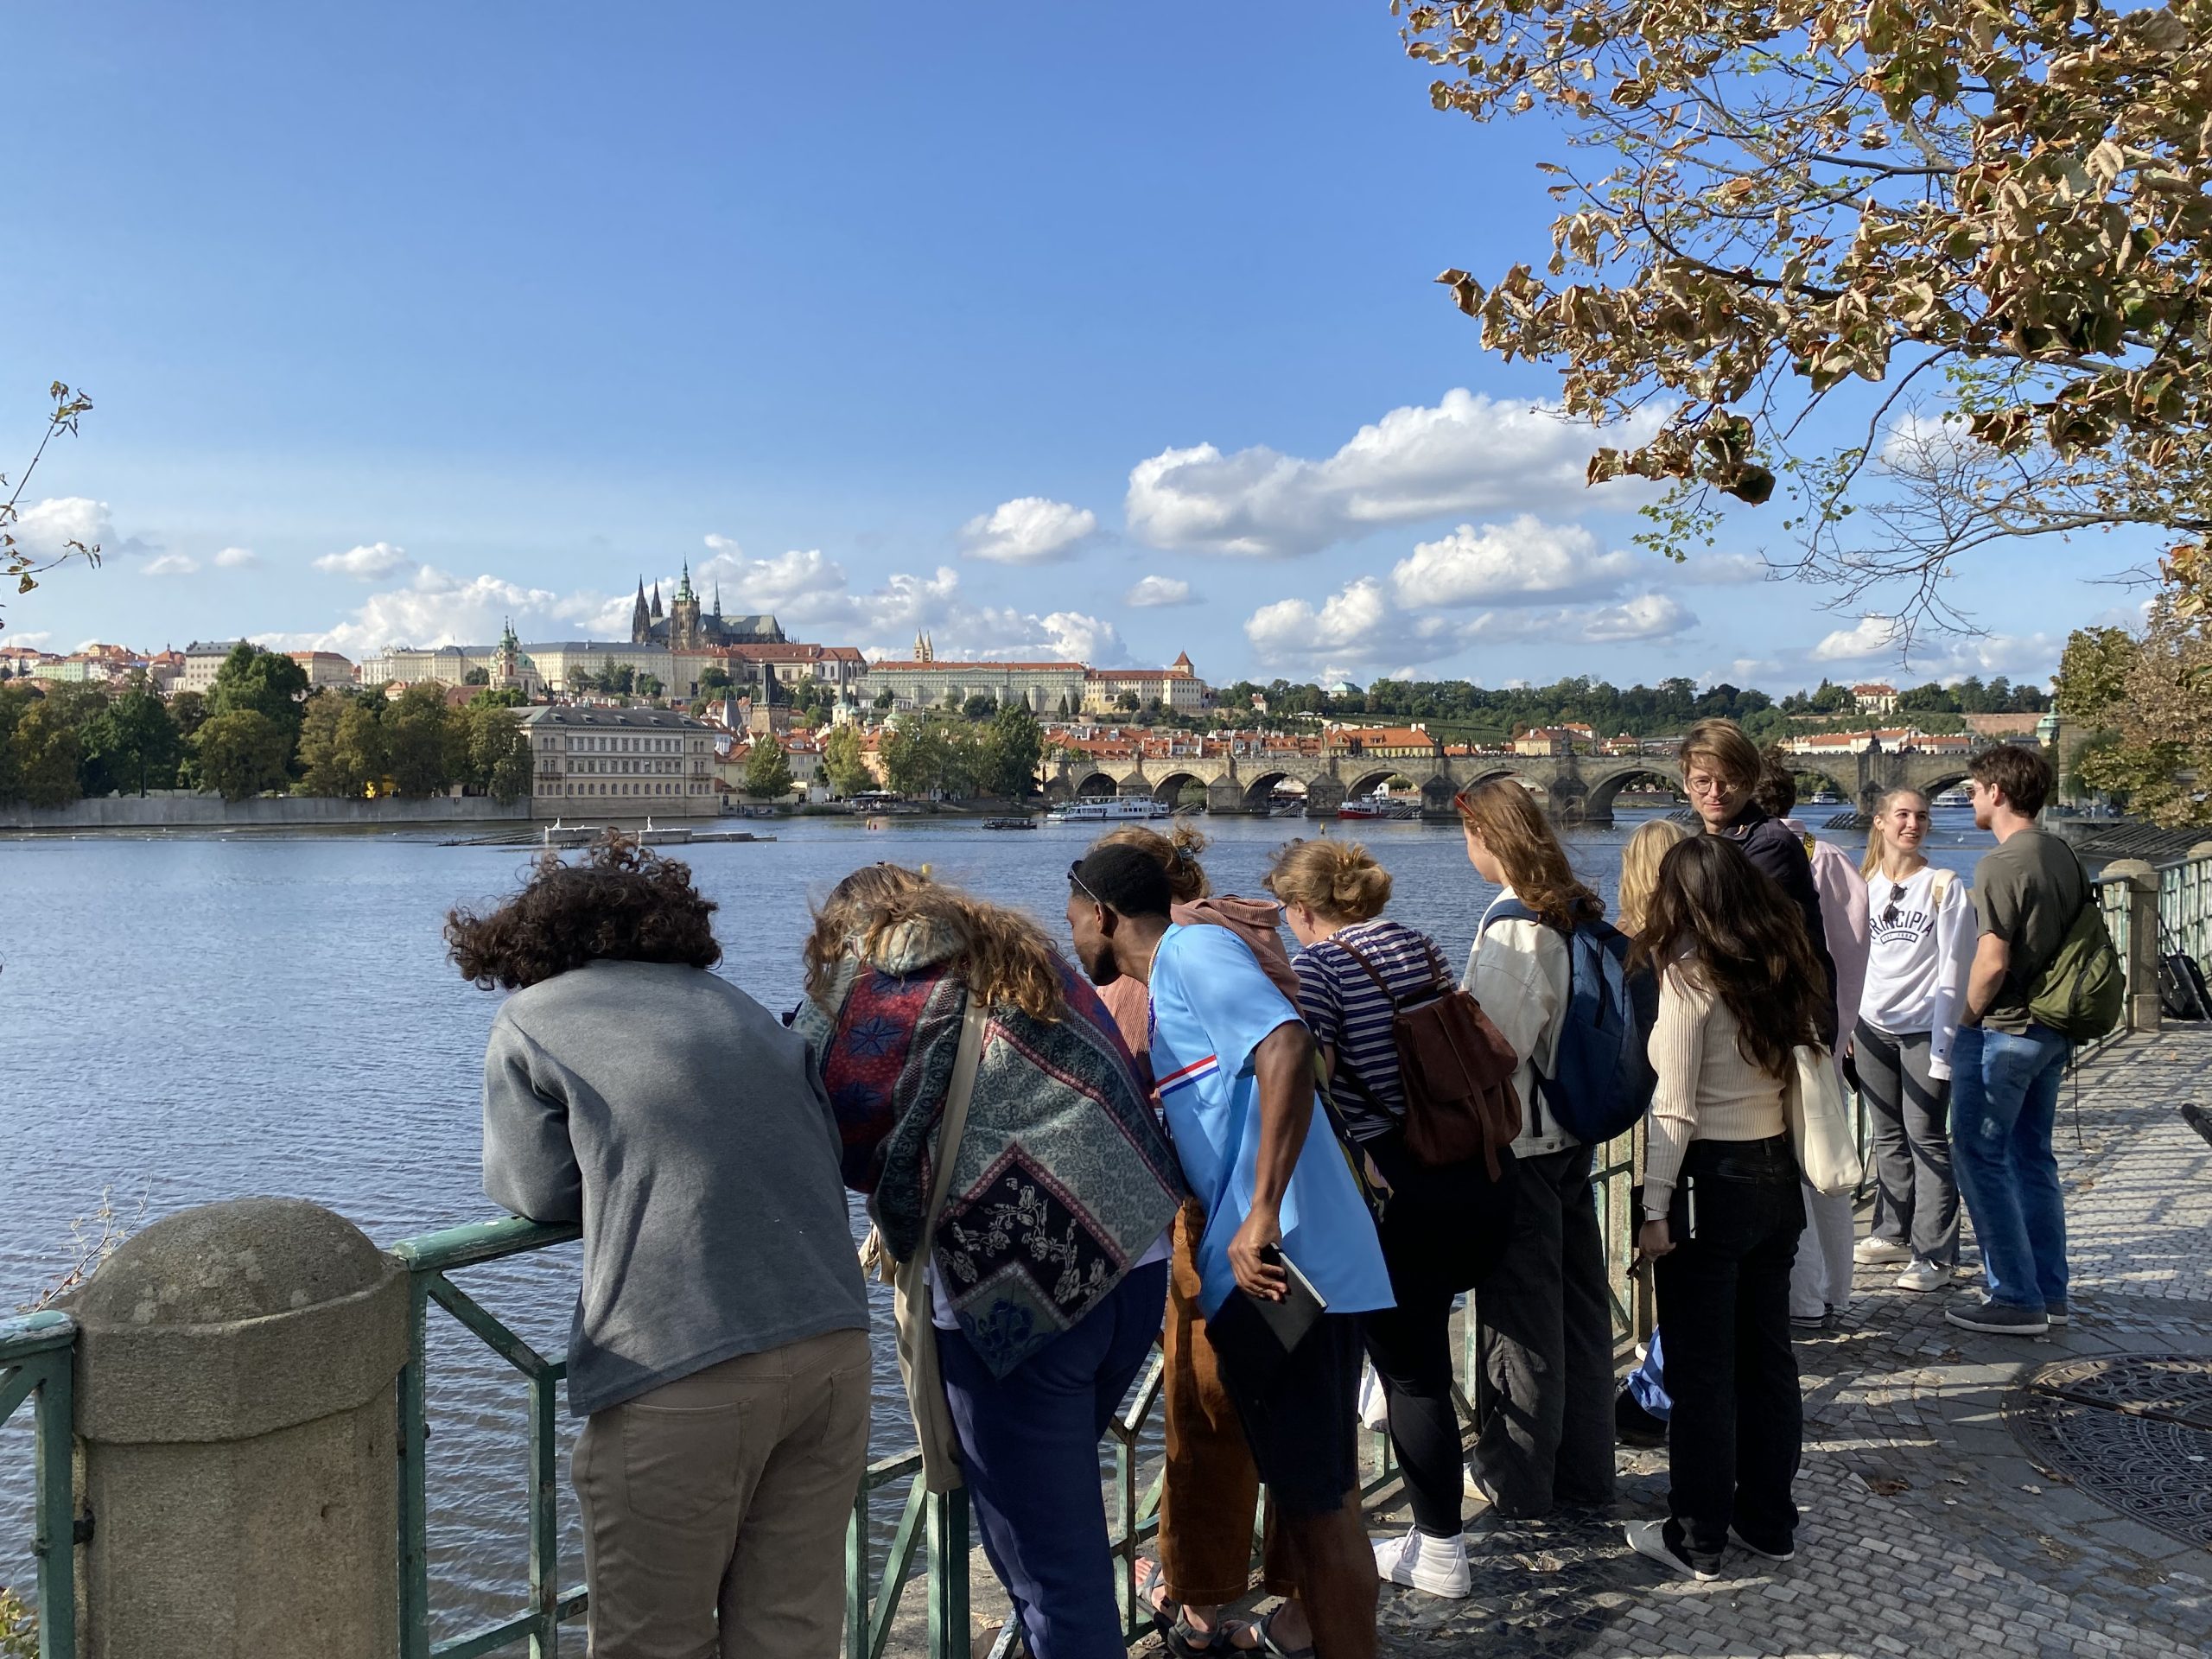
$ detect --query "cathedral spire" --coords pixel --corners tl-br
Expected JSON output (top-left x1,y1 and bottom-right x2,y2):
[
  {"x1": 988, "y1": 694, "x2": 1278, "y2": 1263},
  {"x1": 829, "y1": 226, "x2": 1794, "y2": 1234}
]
[
  {"x1": 630, "y1": 578, "x2": 650, "y2": 644},
  {"x1": 713, "y1": 580, "x2": 721, "y2": 619},
  {"x1": 677, "y1": 561, "x2": 696, "y2": 603}
]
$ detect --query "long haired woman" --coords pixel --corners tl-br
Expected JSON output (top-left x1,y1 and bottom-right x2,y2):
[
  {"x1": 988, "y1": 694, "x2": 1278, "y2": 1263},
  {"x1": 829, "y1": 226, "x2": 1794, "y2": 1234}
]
[
  {"x1": 1626, "y1": 834, "x2": 1827, "y2": 1580},
  {"x1": 1853, "y1": 789, "x2": 1976, "y2": 1293},
  {"x1": 798, "y1": 866, "x2": 1183, "y2": 1659},
  {"x1": 1454, "y1": 779, "x2": 1615, "y2": 1519}
]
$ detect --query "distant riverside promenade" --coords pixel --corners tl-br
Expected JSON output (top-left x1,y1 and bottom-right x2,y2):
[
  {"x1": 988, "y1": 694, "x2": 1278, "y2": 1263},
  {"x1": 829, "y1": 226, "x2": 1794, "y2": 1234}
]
[{"x1": 0, "y1": 793, "x2": 541, "y2": 832}]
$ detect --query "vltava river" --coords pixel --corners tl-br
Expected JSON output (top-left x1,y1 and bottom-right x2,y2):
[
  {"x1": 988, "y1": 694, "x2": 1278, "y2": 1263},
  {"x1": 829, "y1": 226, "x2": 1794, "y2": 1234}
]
[{"x1": 0, "y1": 810, "x2": 1987, "y2": 1631}]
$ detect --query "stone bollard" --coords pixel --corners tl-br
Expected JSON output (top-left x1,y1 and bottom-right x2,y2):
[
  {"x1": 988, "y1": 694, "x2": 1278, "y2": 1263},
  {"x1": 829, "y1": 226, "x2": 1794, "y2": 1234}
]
[
  {"x1": 2100, "y1": 858, "x2": 2164, "y2": 1035},
  {"x1": 73, "y1": 1198, "x2": 406, "y2": 1659}
]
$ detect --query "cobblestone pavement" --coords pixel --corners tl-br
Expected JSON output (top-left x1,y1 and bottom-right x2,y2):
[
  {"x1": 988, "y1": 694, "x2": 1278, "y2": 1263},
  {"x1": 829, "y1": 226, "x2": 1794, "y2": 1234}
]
[
  {"x1": 1359, "y1": 1029, "x2": 2212, "y2": 1659},
  {"x1": 930, "y1": 1032, "x2": 2210, "y2": 1659}
]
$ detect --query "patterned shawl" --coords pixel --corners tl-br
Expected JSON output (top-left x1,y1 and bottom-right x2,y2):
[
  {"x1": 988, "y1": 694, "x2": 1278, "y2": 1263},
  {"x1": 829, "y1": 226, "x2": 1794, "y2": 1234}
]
[{"x1": 796, "y1": 918, "x2": 1184, "y2": 1378}]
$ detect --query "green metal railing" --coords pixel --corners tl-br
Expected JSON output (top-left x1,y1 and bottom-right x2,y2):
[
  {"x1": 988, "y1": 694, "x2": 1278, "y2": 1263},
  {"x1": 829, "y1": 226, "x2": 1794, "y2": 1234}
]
[
  {"x1": 0, "y1": 1311, "x2": 76, "y2": 1659},
  {"x1": 2159, "y1": 851, "x2": 2212, "y2": 965},
  {"x1": 391, "y1": 1216, "x2": 586, "y2": 1659}
]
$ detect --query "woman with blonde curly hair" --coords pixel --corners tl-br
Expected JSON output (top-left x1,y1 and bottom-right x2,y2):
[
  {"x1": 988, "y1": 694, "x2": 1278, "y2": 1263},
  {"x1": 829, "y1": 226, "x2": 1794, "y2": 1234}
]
[
  {"x1": 798, "y1": 864, "x2": 1182, "y2": 1659},
  {"x1": 1618, "y1": 817, "x2": 1689, "y2": 938},
  {"x1": 1453, "y1": 779, "x2": 1616, "y2": 1520}
]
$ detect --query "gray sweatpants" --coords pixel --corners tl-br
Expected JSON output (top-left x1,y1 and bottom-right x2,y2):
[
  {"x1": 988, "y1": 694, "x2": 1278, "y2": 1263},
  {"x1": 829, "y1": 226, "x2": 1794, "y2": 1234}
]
[
  {"x1": 1470, "y1": 1143, "x2": 1616, "y2": 1516},
  {"x1": 1856, "y1": 1020, "x2": 1959, "y2": 1266}
]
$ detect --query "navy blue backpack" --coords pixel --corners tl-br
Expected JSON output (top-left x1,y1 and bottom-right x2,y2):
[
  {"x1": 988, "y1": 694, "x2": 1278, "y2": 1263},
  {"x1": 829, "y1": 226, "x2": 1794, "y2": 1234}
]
[{"x1": 1486, "y1": 899, "x2": 1659, "y2": 1145}]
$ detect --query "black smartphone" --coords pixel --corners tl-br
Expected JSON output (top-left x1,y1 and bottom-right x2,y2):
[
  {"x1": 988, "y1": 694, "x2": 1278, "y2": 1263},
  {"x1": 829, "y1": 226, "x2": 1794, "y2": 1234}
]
[{"x1": 1247, "y1": 1243, "x2": 1327, "y2": 1355}]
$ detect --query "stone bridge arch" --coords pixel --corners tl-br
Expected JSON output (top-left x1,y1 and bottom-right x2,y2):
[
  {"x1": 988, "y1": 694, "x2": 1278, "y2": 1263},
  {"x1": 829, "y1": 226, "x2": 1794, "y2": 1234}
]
[{"x1": 1581, "y1": 763, "x2": 1687, "y2": 824}]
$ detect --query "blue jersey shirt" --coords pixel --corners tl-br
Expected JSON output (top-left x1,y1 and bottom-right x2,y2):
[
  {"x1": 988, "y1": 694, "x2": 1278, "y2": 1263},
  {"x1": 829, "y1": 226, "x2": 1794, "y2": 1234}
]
[{"x1": 1147, "y1": 922, "x2": 1394, "y2": 1319}]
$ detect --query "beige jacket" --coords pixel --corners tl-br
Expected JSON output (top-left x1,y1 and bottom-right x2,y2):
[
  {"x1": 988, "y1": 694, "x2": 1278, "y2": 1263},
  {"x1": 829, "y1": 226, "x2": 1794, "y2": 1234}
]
[{"x1": 1462, "y1": 887, "x2": 1574, "y2": 1155}]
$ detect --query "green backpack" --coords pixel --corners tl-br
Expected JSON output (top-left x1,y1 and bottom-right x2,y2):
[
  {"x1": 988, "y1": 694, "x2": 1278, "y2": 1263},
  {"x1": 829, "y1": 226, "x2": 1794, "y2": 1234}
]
[{"x1": 2026, "y1": 856, "x2": 2126, "y2": 1041}]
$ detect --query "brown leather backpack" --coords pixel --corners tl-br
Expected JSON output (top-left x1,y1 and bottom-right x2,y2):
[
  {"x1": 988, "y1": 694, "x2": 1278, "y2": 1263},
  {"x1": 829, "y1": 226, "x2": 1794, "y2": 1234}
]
[{"x1": 1332, "y1": 937, "x2": 1522, "y2": 1176}]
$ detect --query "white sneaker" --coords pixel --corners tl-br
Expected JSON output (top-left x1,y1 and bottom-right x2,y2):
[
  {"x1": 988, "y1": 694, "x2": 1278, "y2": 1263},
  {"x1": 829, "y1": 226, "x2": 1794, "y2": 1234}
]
[
  {"x1": 1896, "y1": 1259, "x2": 1948, "y2": 1294},
  {"x1": 1624, "y1": 1518, "x2": 1719, "y2": 1582},
  {"x1": 1854, "y1": 1236, "x2": 1910, "y2": 1264},
  {"x1": 1373, "y1": 1527, "x2": 1471, "y2": 1598}
]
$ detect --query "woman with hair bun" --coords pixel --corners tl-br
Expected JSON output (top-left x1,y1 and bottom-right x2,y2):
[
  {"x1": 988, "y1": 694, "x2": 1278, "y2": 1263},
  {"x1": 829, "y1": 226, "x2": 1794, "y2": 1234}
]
[{"x1": 1265, "y1": 837, "x2": 1510, "y2": 1601}]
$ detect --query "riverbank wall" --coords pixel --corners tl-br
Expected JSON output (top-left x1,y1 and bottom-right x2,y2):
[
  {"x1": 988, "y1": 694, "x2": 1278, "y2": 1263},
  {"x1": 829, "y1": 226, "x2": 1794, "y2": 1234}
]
[{"x1": 0, "y1": 795, "x2": 539, "y2": 832}]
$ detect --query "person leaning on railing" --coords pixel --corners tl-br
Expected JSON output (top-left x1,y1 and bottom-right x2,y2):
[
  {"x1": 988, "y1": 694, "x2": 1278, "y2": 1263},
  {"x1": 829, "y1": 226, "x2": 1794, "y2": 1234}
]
[
  {"x1": 1083, "y1": 824, "x2": 1310, "y2": 1656},
  {"x1": 797, "y1": 865, "x2": 1183, "y2": 1659},
  {"x1": 448, "y1": 836, "x2": 872, "y2": 1659}
]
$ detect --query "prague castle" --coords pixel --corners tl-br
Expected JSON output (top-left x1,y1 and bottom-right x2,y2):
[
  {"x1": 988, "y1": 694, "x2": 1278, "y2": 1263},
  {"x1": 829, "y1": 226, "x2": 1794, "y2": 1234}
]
[{"x1": 628, "y1": 563, "x2": 784, "y2": 650}]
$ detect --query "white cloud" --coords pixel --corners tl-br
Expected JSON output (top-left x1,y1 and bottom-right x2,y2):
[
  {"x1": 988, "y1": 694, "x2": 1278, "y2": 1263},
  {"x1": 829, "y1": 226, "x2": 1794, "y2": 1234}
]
[
  {"x1": 1125, "y1": 575, "x2": 1194, "y2": 608},
  {"x1": 1392, "y1": 516, "x2": 1637, "y2": 609},
  {"x1": 1581, "y1": 591, "x2": 1696, "y2": 641},
  {"x1": 10, "y1": 497, "x2": 113, "y2": 559},
  {"x1": 142, "y1": 553, "x2": 200, "y2": 577},
  {"x1": 213, "y1": 546, "x2": 259, "y2": 569},
  {"x1": 315, "y1": 542, "x2": 416, "y2": 581},
  {"x1": 958, "y1": 497, "x2": 1098, "y2": 565},
  {"x1": 1810, "y1": 614, "x2": 1905, "y2": 662},
  {"x1": 8, "y1": 631, "x2": 52, "y2": 648},
  {"x1": 1247, "y1": 574, "x2": 1698, "y2": 677},
  {"x1": 1127, "y1": 390, "x2": 1662, "y2": 558},
  {"x1": 1669, "y1": 552, "x2": 1770, "y2": 587},
  {"x1": 264, "y1": 565, "x2": 615, "y2": 657}
]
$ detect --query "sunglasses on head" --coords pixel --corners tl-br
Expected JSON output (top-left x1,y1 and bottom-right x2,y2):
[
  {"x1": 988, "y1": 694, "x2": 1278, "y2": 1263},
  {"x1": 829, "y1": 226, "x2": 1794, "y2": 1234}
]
[{"x1": 1069, "y1": 860, "x2": 1103, "y2": 906}]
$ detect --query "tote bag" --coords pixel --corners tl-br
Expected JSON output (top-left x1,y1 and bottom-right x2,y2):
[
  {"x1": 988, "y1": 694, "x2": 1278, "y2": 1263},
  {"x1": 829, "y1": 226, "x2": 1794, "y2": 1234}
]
[{"x1": 1786, "y1": 1042, "x2": 1863, "y2": 1197}]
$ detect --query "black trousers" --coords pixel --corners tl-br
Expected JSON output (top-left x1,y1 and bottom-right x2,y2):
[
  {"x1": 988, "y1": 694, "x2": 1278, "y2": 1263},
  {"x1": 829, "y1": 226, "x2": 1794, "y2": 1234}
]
[
  {"x1": 1652, "y1": 1135, "x2": 1805, "y2": 1567},
  {"x1": 1360, "y1": 1131, "x2": 1515, "y2": 1538}
]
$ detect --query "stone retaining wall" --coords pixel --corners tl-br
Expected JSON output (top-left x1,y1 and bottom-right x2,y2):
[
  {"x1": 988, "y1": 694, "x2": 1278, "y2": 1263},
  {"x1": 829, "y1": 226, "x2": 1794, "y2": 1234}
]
[{"x1": 0, "y1": 795, "x2": 534, "y2": 830}]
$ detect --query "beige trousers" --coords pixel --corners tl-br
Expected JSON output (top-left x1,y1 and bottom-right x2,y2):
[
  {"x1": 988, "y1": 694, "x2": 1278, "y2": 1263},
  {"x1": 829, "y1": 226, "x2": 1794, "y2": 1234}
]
[{"x1": 575, "y1": 1326, "x2": 872, "y2": 1659}]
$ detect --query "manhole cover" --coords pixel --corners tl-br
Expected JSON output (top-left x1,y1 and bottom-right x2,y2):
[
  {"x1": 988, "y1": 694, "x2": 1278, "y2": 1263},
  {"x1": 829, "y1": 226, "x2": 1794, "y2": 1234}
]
[{"x1": 2006, "y1": 1354, "x2": 2212, "y2": 1550}]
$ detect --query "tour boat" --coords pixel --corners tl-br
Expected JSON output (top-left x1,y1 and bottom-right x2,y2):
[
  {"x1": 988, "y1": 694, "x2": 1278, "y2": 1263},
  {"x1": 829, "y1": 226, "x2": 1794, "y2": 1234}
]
[
  {"x1": 1046, "y1": 798, "x2": 1173, "y2": 823},
  {"x1": 1336, "y1": 791, "x2": 1422, "y2": 822},
  {"x1": 982, "y1": 817, "x2": 1039, "y2": 830}
]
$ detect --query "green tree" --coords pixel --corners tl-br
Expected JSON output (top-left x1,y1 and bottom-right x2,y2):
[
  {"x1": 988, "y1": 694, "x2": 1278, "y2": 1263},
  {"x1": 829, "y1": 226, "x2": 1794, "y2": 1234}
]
[
  {"x1": 466, "y1": 703, "x2": 532, "y2": 803},
  {"x1": 1414, "y1": 0, "x2": 2212, "y2": 640},
  {"x1": 879, "y1": 722, "x2": 946, "y2": 797},
  {"x1": 168, "y1": 689, "x2": 209, "y2": 741},
  {"x1": 983, "y1": 701, "x2": 1044, "y2": 799},
  {"x1": 821, "y1": 722, "x2": 872, "y2": 798},
  {"x1": 0, "y1": 687, "x2": 82, "y2": 805},
  {"x1": 207, "y1": 644, "x2": 309, "y2": 766},
  {"x1": 194, "y1": 709, "x2": 291, "y2": 801},
  {"x1": 636, "y1": 673, "x2": 664, "y2": 700},
  {"x1": 699, "y1": 664, "x2": 733, "y2": 695},
  {"x1": 874, "y1": 688, "x2": 896, "y2": 711},
  {"x1": 2054, "y1": 627, "x2": 2136, "y2": 723},
  {"x1": 94, "y1": 673, "x2": 180, "y2": 796},
  {"x1": 963, "y1": 691, "x2": 999, "y2": 721},
  {"x1": 469, "y1": 685, "x2": 526, "y2": 709},
  {"x1": 298, "y1": 690, "x2": 389, "y2": 798},
  {"x1": 745, "y1": 738, "x2": 794, "y2": 800},
  {"x1": 1115, "y1": 691, "x2": 1140, "y2": 714},
  {"x1": 462, "y1": 666, "x2": 491, "y2": 686},
  {"x1": 385, "y1": 683, "x2": 460, "y2": 797}
]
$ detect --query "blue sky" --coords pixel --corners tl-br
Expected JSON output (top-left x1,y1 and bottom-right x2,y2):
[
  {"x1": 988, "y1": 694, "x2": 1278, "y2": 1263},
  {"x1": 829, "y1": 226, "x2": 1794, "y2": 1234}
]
[{"x1": 5, "y1": 3, "x2": 2139, "y2": 692}]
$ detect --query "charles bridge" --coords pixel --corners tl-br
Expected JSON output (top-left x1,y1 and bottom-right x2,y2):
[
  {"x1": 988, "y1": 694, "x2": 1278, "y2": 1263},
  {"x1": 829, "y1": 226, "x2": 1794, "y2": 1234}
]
[{"x1": 1043, "y1": 742, "x2": 1994, "y2": 822}]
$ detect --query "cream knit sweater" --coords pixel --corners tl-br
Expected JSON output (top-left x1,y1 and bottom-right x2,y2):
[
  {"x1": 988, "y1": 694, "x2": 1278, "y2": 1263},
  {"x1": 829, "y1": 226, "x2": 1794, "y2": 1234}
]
[{"x1": 1642, "y1": 965, "x2": 1790, "y2": 1220}]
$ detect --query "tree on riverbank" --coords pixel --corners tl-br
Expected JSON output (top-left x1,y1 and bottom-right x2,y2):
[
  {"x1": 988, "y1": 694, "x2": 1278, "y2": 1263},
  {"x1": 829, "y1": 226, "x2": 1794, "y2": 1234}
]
[
  {"x1": 1405, "y1": 0, "x2": 2212, "y2": 643},
  {"x1": 744, "y1": 738, "x2": 794, "y2": 800},
  {"x1": 2055, "y1": 576, "x2": 2212, "y2": 825},
  {"x1": 194, "y1": 709, "x2": 292, "y2": 801}
]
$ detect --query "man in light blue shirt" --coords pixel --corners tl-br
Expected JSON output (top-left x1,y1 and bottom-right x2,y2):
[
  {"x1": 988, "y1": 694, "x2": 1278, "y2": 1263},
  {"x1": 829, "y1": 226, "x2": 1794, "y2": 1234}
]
[{"x1": 1068, "y1": 842, "x2": 1388, "y2": 1659}]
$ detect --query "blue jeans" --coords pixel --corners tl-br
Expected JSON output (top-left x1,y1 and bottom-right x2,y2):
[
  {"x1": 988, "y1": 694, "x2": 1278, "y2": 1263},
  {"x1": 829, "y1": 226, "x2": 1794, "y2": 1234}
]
[
  {"x1": 938, "y1": 1261, "x2": 1169, "y2": 1659},
  {"x1": 1948, "y1": 1024, "x2": 2071, "y2": 1311}
]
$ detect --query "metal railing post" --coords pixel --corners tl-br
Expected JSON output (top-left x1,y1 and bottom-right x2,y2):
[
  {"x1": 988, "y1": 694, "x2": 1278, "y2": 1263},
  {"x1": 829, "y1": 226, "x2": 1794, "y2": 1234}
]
[
  {"x1": 925, "y1": 1487, "x2": 969, "y2": 1659},
  {"x1": 527, "y1": 1365, "x2": 562, "y2": 1659},
  {"x1": 397, "y1": 1273, "x2": 433, "y2": 1659}
]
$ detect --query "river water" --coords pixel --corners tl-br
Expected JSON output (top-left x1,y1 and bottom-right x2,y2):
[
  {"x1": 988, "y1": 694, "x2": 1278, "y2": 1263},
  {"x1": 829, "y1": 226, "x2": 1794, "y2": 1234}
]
[{"x1": 0, "y1": 808, "x2": 1990, "y2": 1631}]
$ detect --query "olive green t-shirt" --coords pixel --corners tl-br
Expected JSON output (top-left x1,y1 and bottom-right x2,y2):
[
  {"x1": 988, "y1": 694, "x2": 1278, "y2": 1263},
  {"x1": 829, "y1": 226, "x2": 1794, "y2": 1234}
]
[{"x1": 1970, "y1": 828, "x2": 2086, "y2": 1034}]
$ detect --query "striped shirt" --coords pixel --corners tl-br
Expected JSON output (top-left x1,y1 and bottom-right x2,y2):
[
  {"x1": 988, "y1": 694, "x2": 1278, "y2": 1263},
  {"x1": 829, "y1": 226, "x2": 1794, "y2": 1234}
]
[{"x1": 1292, "y1": 918, "x2": 1452, "y2": 1143}]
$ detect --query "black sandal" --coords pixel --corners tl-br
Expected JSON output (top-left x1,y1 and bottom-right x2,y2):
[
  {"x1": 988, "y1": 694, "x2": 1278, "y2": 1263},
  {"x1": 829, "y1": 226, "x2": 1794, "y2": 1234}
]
[
  {"x1": 1250, "y1": 1609, "x2": 1316, "y2": 1659},
  {"x1": 1138, "y1": 1561, "x2": 1257, "y2": 1659}
]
